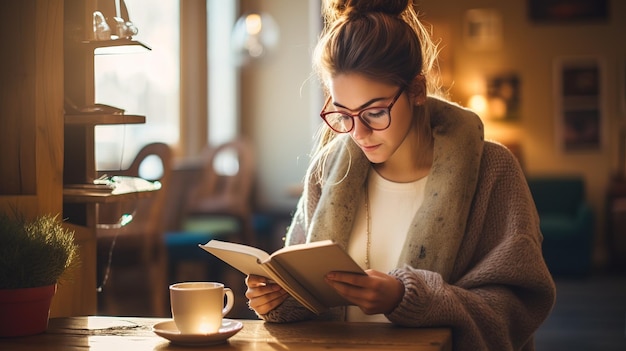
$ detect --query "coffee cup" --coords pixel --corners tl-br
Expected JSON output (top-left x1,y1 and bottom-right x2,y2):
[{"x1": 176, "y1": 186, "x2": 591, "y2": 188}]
[{"x1": 169, "y1": 282, "x2": 234, "y2": 334}]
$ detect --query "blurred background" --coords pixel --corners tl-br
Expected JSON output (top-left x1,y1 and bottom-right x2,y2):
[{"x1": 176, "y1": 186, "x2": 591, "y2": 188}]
[{"x1": 1, "y1": 1, "x2": 625, "y2": 350}]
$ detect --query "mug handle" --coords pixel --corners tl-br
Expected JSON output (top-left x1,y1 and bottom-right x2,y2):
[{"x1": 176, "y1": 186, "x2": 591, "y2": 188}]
[{"x1": 222, "y1": 288, "x2": 234, "y2": 316}]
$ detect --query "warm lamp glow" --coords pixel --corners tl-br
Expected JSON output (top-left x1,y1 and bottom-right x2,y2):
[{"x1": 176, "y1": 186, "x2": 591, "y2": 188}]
[
  {"x1": 467, "y1": 94, "x2": 510, "y2": 121},
  {"x1": 245, "y1": 14, "x2": 263, "y2": 35},
  {"x1": 468, "y1": 94, "x2": 489, "y2": 117}
]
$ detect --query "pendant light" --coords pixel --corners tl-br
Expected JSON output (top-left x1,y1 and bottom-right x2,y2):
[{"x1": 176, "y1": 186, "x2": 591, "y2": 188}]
[{"x1": 231, "y1": 11, "x2": 279, "y2": 66}]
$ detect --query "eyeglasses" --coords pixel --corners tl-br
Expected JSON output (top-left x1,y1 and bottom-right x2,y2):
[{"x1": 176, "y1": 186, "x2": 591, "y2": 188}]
[{"x1": 320, "y1": 86, "x2": 405, "y2": 133}]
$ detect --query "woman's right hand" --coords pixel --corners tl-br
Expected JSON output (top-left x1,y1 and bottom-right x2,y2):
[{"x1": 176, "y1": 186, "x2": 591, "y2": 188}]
[{"x1": 245, "y1": 274, "x2": 289, "y2": 315}]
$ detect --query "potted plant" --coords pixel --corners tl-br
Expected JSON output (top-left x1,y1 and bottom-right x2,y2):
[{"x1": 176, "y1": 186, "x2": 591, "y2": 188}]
[{"x1": 0, "y1": 212, "x2": 79, "y2": 337}]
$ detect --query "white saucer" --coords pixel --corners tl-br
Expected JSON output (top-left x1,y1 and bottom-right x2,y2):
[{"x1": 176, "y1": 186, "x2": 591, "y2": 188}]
[{"x1": 152, "y1": 319, "x2": 243, "y2": 346}]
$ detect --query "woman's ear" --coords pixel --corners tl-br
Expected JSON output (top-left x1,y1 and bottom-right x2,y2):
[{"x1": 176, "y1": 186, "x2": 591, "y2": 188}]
[{"x1": 410, "y1": 74, "x2": 427, "y2": 106}]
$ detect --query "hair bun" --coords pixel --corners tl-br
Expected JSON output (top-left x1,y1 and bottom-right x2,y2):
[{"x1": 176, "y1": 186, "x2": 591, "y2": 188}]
[{"x1": 341, "y1": 0, "x2": 409, "y2": 17}]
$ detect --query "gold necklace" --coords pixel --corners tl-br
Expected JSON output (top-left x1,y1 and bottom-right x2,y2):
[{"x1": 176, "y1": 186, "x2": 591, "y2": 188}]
[{"x1": 364, "y1": 185, "x2": 372, "y2": 269}]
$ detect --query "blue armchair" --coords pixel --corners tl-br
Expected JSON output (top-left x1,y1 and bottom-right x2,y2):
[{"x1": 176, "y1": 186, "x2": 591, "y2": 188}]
[{"x1": 526, "y1": 176, "x2": 594, "y2": 276}]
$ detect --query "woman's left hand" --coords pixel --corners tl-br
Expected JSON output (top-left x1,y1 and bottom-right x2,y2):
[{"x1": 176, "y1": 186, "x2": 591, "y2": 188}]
[{"x1": 325, "y1": 269, "x2": 404, "y2": 315}]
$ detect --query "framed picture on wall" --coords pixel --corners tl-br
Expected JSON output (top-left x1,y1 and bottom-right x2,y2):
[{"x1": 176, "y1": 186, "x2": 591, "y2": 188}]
[
  {"x1": 486, "y1": 73, "x2": 521, "y2": 121},
  {"x1": 553, "y1": 56, "x2": 605, "y2": 152},
  {"x1": 463, "y1": 8, "x2": 502, "y2": 51},
  {"x1": 528, "y1": 0, "x2": 609, "y2": 23}
]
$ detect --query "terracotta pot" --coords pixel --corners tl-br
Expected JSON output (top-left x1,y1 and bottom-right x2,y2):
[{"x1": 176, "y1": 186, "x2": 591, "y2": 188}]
[{"x1": 0, "y1": 284, "x2": 56, "y2": 337}]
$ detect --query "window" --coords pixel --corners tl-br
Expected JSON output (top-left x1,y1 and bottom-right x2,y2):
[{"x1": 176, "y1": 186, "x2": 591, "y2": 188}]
[
  {"x1": 94, "y1": 0, "x2": 180, "y2": 172},
  {"x1": 207, "y1": 0, "x2": 238, "y2": 146}
]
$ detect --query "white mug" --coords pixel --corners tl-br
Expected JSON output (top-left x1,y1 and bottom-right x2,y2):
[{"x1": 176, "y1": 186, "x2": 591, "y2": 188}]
[{"x1": 169, "y1": 282, "x2": 234, "y2": 334}]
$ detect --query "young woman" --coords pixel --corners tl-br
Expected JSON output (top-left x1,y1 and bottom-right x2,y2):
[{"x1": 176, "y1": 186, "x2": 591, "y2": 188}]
[{"x1": 245, "y1": 0, "x2": 556, "y2": 350}]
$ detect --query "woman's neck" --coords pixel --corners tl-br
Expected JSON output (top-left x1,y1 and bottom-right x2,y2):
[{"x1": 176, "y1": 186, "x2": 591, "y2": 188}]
[{"x1": 373, "y1": 132, "x2": 433, "y2": 183}]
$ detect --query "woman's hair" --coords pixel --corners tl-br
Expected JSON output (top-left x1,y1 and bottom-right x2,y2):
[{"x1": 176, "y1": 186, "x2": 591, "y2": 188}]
[
  {"x1": 309, "y1": 0, "x2": 441, "y2": 178},
  {"x1": 313, "y1": 0, "x2": 440, "y2": 91}
]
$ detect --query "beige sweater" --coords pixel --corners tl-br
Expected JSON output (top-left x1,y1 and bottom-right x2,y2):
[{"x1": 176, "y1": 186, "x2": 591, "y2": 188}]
[{"x1": 261, "y1": 97, "x2": 556, "y2": 351}]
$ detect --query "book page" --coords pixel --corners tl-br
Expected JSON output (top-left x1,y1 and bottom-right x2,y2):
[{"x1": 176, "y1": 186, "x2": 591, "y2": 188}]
[
  {"x1": 269, "y1": 239, "x2": 337, "y2": 257},
  {"x1": 199, "y1": 240, "x2": 271, "y2": 278}
]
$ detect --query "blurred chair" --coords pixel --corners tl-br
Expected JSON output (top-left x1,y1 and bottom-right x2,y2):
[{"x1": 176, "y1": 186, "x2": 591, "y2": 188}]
[
  {"x1": 527, "y1": 175, "x2": 594, "y2": 276},
  {"x1": 165, "y1": 138, "x2": 256, "y2": 284},
  {"x1": 96, "y1": 142, "x2": 173, "y2": 317}
]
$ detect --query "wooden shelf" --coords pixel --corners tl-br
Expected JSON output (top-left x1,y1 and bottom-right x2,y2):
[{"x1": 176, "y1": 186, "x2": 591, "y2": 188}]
[
  {"x1": 63, "y1": 187, "x2": 159, "y2": 204},
  {"x1": 64, "y1": 114, "x2": 145, "y2": 125},
  {"x1": 64, "y1": 177, "x2": 162, "y2": 203},
  {"x1": 78, "y1": 38, "x2": 151, "y2": 52}
]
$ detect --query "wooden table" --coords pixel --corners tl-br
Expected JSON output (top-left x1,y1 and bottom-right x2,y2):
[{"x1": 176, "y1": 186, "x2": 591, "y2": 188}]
[{"x1": 0, "y1": 316, "x2": 452, "y2": 350}]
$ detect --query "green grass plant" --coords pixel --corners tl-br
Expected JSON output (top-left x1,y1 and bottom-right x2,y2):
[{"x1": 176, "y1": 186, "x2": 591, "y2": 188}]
[{"x1": 0, "y1": 213, "x2": 79, "y2": 289}]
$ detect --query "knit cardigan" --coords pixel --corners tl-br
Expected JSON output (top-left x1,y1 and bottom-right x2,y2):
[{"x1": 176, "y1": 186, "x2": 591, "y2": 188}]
[{"x1": 260, "y1": 97, "x2": 556, "y2": 351}]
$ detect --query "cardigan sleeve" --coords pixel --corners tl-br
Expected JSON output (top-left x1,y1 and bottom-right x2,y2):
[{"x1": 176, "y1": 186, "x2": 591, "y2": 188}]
[{"x1": 385, "y1": 143, "x2": 556, "y2": 351}]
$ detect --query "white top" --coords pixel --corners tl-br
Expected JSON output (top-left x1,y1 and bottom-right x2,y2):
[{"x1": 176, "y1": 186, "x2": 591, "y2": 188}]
[{"x1": 346, "y1": 168, "x2": 427, "y2": 322}]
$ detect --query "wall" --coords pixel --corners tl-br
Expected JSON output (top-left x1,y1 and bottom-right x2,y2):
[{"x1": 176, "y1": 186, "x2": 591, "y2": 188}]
[
  {"x1": 240, "y1": 0, "x2": 625, "y2": 268},
  {"x1": 240, "y1": 0, "x2": 321, "y2": 212}
]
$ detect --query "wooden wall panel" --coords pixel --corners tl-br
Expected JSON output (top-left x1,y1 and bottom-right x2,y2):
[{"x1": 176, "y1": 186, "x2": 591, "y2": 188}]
[
  {"x1": 0, "y1": 0, "x2": 94, "y2": 317},
  {"x1": 0, "y1": 0, "x2": 38, "y2": 195}
]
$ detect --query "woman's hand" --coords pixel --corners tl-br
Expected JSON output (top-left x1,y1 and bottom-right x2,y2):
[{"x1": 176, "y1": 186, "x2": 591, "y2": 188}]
[
  {"x1": 245, "y1": 274, "x2": 289, "y2": 315},
  {"x1": 325, "y1": 269, "x2": 404, "y2": 315}
]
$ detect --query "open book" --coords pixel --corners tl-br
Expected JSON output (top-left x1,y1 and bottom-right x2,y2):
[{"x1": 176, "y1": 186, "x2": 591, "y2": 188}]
[{"x1": 199, "y1": 239, "x2": 366, "y2": 314}]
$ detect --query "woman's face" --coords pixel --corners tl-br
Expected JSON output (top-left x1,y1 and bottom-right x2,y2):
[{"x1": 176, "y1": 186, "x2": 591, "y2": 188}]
[{"x1": 327, "y1": 73, "x2": 417, "y2": 165}]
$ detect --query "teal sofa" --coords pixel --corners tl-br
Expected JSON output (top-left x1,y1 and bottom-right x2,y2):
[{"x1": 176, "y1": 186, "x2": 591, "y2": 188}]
[{"x1": 526, "y1": 176, "x2": 594, "y2": 276}]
